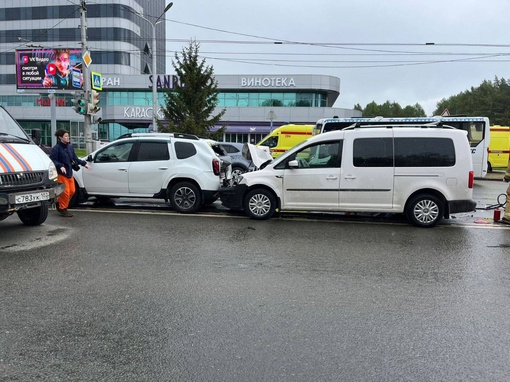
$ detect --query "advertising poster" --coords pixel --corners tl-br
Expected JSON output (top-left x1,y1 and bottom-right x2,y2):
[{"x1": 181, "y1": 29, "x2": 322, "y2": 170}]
[{"x1": 15, "y1": 48, "x2": 83, "y2": 90}]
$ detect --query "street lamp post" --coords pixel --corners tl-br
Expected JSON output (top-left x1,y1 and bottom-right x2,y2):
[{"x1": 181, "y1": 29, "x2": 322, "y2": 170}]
[{"x1": 140, "y1": 3, "x2": 173, "y2": 132}]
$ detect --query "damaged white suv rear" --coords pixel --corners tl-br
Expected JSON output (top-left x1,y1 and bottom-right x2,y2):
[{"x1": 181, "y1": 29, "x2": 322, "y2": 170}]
[{"x1": 71, "y1": 133, "x2": 232, "y2": 213}]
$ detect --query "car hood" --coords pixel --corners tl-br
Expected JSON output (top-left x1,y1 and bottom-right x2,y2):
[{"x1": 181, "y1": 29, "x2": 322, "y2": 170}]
[{"x1": 242, "y1": 143, "x2": 273, "y2": 169}]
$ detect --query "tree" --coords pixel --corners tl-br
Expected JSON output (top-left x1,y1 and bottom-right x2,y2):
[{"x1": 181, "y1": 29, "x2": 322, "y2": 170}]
[
  {"x1": 433, "y1": 76, "x2": 510, "y2": 125},
  {"x1": 159, "y1": 40, "x2": 226, "y2": 138},
  {"x1": 360, "y1": 101, "x2": 426, "y2": 117}
]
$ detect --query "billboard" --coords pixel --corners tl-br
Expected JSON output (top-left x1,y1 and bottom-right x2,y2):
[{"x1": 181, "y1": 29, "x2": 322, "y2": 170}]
[{"x1": 16, "y1": 48, "x2": 83, "y2": 91}]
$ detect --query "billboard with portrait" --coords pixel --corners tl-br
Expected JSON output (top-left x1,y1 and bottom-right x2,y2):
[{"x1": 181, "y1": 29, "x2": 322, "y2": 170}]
[{"x1": 15, "y1": 48, "x2": 83, "y2": 90}]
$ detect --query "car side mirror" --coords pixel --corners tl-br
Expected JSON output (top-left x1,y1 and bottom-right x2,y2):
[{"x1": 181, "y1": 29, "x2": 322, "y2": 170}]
[
  {"x1": 86, "y1": 154, "x2": 93, "y2": 162},
  {"x1": 288, "y1": 160, "x2": 299, "y2": 168}
]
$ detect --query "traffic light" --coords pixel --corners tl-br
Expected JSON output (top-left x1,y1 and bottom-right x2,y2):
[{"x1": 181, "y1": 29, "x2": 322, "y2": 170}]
[
  {"x1": 72, "y1": 92, "x2": 87, "y2": 115},
  {"x1": 88, "y1": 90, "x2": 101, "y2": 115}
]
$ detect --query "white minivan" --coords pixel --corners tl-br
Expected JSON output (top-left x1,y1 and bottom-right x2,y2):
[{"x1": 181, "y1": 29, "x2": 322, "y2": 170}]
[{"x1": 219, "y1": 125, "x2": 477, "y2": 227}]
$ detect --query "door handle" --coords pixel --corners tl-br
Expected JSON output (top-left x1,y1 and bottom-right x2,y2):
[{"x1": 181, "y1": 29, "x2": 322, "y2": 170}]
[
  {"x1": 118, "y1": 168, "x2": 128, "y2": 172},
  {"x1": 344, "y1": 175, "x2": 356, "y2": 180},
  {"x1": 158, "y1": 167, "x2": 168, "y2": 170},
  {"x1": 326, "y1": 176, "x2": 338, "y2": 180}
]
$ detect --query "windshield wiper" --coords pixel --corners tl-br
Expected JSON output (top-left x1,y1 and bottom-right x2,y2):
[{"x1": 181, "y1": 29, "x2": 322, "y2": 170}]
[{"x1": 0, "y1": 133, "x2": 31, "y2": 143}]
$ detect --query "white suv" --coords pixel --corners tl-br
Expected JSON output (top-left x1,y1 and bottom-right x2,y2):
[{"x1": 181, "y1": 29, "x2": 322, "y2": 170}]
[{"x1": 71, "y1": 133, "x2": 231, "y2": 213}]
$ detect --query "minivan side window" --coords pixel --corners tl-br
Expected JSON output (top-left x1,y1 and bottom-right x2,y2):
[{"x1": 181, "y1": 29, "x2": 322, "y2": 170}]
[
  {"x1": 353, "y1": 138, "x2": 393, "y2": 167},
  {"x1": 275, "y1": 141, "x2": 342, "y2": 169},
  {"x1": 394, "y1": 138, "x2": 455, "y2": 167}
]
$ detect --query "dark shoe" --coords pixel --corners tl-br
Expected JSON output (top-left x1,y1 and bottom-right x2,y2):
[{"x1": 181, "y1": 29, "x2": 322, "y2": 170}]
[
  {"x1": 497, "y1": 218, "x2": 510, "y2": 225},
  {"x1": 59, "y1": 209, "x2": 73, "y2": 217},
  {"x1": 55, "y1": 202, "x2": 62, "y2": 212}
]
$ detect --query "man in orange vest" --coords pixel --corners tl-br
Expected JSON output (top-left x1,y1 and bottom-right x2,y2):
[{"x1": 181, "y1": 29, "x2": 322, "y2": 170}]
[{"x1": 501, "y1": 159, "x2": 510, "y2": 224}]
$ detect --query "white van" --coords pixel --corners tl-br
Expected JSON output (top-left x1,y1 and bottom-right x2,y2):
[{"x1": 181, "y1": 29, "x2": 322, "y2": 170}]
[
  {"x1": 219, "y1": 125, "x2": 477, "y2": 227},
  {"x1": 0, "y1": 106, "x2": 63, "y2": 225}
]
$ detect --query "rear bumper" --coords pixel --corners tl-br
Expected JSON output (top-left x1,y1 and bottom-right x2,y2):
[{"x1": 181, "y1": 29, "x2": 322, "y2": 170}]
[
  {"x1": 219, "y1": 185, "x2": 248, "y2": 210},
  {"x1": 449, "y1": 199, "x2": 477, "y2": 214}
]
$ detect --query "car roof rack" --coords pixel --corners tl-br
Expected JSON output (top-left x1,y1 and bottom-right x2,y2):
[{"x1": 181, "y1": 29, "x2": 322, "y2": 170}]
[
  {"x1": 127, "y1": 132, "x2": 199, "y2": 140},
  {"x1": 341, "y1": 121, "x2": 456, "y2": 130}
]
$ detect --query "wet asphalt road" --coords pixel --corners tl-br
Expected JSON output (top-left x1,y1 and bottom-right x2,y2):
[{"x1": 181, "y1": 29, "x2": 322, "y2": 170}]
[{"x1": 1, "y1": 180, "x2": 510, "y2": 381}]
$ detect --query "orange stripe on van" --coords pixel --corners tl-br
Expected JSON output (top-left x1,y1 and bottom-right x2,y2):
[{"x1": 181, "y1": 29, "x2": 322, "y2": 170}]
[
  {"x1": 2, "y1": 143, "x2": 32, "y2": 171},
  {"x1": 0, "y1": 151, "x2": 14, "y2": 172}
]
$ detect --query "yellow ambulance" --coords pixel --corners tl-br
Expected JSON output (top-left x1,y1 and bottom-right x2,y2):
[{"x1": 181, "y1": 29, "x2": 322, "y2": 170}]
[
  {"x1": 488, "y1": 125, "x2": 510, "y2": 171},
  {"x1": 257, "y1": 124, "x2": 313, "y2": 158}
]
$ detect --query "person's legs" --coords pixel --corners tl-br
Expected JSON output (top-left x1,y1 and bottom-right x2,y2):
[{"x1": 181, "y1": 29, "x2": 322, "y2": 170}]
[{"x1": 57, "y1": 175, "x2": 74, "y2": 216}]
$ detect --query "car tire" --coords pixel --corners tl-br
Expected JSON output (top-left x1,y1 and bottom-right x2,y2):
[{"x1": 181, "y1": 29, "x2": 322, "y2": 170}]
[
  {"x1": 169, "y1": 182, "x2": 202, "y2": 213},
  {"x1": 232, "y1": 166, "x2": 247, "y2": 178},
  {"x1": 243, "y1": 188, "x2": 276, "y2": 220},
  {"x1": 17, "y1": 203, "x2": 49, "y2": 226},
  {"x1": 406, "y1": 194, "x2": 444, "y2": 228}
]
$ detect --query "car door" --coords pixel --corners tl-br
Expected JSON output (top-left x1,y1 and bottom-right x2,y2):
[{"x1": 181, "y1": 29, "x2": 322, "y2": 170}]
[
  {"x1": 128, "y1": 141, "x2": 171, "y2": 195},
  {"x1": 339, "y1": 130, "x2": 395, "y2": 210},
  {"x1": 277, "y1": 140, "x2": 342, "y2": 210},
  {"x1": 82, "y1": 140, "x2": 134, "y2": 195}
]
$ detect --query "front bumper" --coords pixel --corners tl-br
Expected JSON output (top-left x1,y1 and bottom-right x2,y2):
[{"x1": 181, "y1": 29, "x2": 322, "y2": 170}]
[
  {"x1": 0, "y1": 183, "x2": 64, "y2": 212},
  {"x1": 219, "y1": 184, "x2": 248, "y2": 210}
]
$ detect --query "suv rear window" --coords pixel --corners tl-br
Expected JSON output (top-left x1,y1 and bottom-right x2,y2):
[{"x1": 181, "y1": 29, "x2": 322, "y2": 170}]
[{"x1": 175, "y1": 141, "x2": 197, "y2": 159}]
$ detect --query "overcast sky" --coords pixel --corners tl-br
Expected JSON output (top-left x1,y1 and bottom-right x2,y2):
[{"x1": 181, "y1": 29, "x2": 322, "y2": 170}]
[{"x1": 164, "y1": 0, "x2": 510, "y2": 115}]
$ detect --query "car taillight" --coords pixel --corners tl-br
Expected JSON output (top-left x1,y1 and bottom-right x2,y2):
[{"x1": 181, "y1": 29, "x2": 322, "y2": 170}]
[
  {"x1": 468, "y1": 170, "x2": 474, "y2": 188},
  {"x1": 212, "y1": 158, "x2": 220, "y2": 176}
]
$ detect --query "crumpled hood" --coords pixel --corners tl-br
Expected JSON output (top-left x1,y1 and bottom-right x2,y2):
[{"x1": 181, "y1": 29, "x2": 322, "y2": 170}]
[{"x1": 242, "y1": 143, "x2": 273, "y2": 169}]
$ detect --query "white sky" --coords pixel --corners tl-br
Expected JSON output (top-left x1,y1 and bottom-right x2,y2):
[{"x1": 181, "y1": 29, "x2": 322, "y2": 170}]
[{"x1": 164, "y1": 0, "x2": 510, "y2": 116}]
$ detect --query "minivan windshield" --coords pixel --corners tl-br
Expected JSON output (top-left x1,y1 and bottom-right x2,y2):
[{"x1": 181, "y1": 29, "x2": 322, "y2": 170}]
[{"x1": 0, "y1": 107, "x2": 30, "y2": 142}]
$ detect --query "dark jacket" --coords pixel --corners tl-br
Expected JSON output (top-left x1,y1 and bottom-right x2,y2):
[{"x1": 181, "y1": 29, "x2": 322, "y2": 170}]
[{"x1": 50, "y1": 141, "x2": 86, "y2": 178}]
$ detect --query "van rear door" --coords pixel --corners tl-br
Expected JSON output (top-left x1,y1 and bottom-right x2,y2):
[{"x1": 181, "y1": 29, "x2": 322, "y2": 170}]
[{"x1": 339, "y1": 130, "x2": 394, "y2": 211}]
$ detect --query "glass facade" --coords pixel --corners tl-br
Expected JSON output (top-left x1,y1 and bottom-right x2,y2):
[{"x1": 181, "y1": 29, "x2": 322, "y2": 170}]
[{"x1": 106, "y1": 91, "x2": 327, "y2": 108}]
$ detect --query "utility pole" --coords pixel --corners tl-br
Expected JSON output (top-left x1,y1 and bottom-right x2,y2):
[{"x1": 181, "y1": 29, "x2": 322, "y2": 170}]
[{"x1": 80, "y1": 0, "x2": 92, "y2": 153}]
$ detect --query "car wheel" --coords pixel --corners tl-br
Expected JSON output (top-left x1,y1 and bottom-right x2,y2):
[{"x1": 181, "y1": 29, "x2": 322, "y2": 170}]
[
  {"x1": 406, "y1": 194, "x2": 444, "y2": 228},
  {"x1": 232, "y1": 166, "x2": 246, "y2": 179},
  {"x1": 169, "y1": 182, "x2": 202, "y2": 213},
  {"x1": 243, "y1": 188, "x2": 276, "y2": 220},
  {"x1": 17, "y1": 204, "x2": 49, "y2": 226}
]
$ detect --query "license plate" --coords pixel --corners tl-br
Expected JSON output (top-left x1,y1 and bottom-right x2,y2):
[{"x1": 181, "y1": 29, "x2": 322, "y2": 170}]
[{"x1": 15, "y1": 191, "x2": 50, "y2": 204}]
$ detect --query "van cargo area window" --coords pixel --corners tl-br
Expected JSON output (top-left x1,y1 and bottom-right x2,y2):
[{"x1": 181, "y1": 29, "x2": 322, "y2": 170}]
[
  {"x1": 394, "y1": 138, "x2": 455, "y2": 167},
  {"x1": 353, "y1": 138, "x2": 393, "y2": 167}
]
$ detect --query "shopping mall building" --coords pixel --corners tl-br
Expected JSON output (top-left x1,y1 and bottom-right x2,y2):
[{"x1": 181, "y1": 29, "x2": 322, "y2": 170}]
[
  {"x1": 0, "y1": 1, "x2": 360, "y2": 148},
  {"x1": 1, "y1": 73, "x2": 359, "y2": 147}
]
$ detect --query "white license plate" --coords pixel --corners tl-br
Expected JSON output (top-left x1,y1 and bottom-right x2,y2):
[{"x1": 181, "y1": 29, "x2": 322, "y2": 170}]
[{"x1": 15, "y1": 191, "x2": 50, "y2": 204}]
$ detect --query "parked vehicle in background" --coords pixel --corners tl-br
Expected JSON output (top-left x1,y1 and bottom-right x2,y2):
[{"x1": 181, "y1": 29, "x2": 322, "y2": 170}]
[
  {"x1": 220, "y1": 124, "x2": 476, "y2": 228},
  {"x1": 218, "y1": 142, "x2": 254, "y2": 180},
  {"x1": 0, "y1": 106, "x2": 63, "y2": 225},
  {"x1": 313, "y1": 116, "x2": 490, "y2": 178},
  {"x1": 257, "y1": 124, "x2": 313, "y2": 158},
  {"x1": 71, "y1": 133, "x2": 232, "y2": 213},
  {"x1": 488, "y1": 125, "x2": 510, "y2": 171}
]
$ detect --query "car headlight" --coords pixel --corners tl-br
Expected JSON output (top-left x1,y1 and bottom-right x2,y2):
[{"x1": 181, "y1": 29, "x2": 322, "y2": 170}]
[{"x1": 48, "y1": 161, "x2": 58, "y2": 180}]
